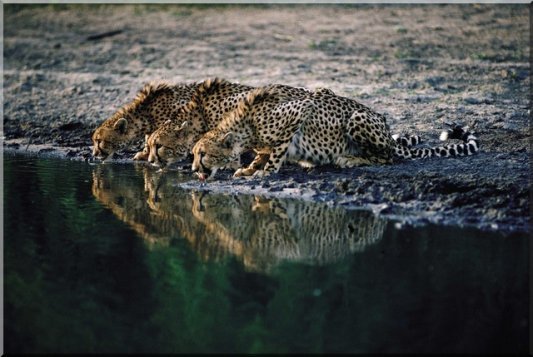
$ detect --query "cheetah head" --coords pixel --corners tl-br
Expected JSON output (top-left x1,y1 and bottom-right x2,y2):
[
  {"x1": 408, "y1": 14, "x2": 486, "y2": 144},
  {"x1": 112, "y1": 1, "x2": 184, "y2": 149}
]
[
  {"x1": 92, "y1": 117, "x2": 130, "y2": 160},
  {"x1": 147, "y1": 120, "x2": 197, "y2": 168},
  {"x1": 191, "y1": 130, "x2": 241, "y2": 181}
]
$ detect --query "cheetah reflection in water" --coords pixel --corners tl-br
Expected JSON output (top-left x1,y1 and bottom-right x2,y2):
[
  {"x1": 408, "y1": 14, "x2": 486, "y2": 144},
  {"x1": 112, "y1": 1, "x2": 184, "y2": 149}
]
[
  {"x1": 190, "y1": 192, "x2": 386, "y2": 272},
  {"x1": 92, "y1": 164, "x2": 386, "y2": 274}
]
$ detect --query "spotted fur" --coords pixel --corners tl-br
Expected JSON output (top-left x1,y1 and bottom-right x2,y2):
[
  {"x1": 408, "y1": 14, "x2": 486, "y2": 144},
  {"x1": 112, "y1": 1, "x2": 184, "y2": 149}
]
[
  {"x1": 191, "y1": 88, "x2": 479, "y2": 180},
  {"x1": 394, "y1": 122, "x2": 478, "y2": 159},
  {"x1": 392, "y1": 133, "x2": 422, "y2": 147},
  {"x1": 146, "y1": 78, "x2": 333, "y2": 168},
  {"x1": 146, "y1": 78, "x2": 254, "y2": 167},
  {"x1": 92, "y1": 81, "x2": 197, "y2": 160}
]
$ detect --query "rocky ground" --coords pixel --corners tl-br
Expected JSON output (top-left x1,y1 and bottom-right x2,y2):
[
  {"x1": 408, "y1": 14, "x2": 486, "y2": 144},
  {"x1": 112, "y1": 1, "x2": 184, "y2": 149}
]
[{"x1": 3, "y1": 4, "x2": 530, "y2": 232}]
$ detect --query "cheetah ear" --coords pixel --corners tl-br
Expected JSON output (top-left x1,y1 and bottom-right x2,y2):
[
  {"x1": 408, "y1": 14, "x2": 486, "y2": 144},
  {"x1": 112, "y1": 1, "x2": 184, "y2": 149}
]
[
  {"x1": 175, "y1": 121, "x2": 189, "y2": 132},
  {"x1": 174, "y1": 121, "x2": 190, "y2": 137},
  {"x1": 222, "y1": 132, "x2": 234, "y2": 148},
  {"x1": 114, "y1": 118, "x2": 128, "y2": 134}
]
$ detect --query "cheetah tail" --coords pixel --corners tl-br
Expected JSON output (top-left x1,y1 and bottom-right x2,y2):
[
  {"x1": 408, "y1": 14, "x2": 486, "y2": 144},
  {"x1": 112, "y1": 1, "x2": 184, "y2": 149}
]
[
  {"x1": 391, "y1": 133, "x2": 422, "y2": 147},
  {"x1": 394, "y1": 123, "x2": 479, "y2": 160},
  {"x1": 439, "y1": 121, "x2": 477, "y2": 143}
]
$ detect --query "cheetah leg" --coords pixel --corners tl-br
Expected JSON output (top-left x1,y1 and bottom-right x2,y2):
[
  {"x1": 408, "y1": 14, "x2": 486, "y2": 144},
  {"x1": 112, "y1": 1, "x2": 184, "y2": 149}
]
[
  {"x1": 252, "y1": 142, "x2": 291, "y2": 177},
  {"x1": 133, "y1": 149, "x2": 149, "y2": 161},
  {"x1": 133, "y1": 134, "x2": 150, "y2": 161},
  {"x1": 233, "y1": 151, "x2": 271, "y2": 178},
  {"x1": 344, "y1": 111, "x2": 395, "y2": 166}
]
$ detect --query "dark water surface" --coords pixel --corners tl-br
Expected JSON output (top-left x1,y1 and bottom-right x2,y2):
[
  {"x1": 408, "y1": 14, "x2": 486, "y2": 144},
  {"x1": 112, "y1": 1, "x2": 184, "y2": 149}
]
[{"x1": 4, "y1": 153, "x2": 529, "y2": 353}]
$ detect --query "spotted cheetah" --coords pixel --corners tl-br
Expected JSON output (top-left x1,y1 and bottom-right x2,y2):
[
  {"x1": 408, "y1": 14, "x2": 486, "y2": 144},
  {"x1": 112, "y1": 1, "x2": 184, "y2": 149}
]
[
  {"x1": 91, "y1": 81, "x2": 200, "y2": 161},
  {"x1": 146, "y1": 79, "x2": 336, "y2": 169},
  {"x1": 191, "y1": 87, "x2": 479, "y2": 180},
  {"x1": 145, "y1": 78, "x2": 253, "y2": 168}
]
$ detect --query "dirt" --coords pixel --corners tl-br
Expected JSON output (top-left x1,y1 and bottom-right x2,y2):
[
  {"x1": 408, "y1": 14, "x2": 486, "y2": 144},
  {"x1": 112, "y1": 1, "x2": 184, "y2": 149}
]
[{"x1": 3, "y1": 4, "x2": 530, "y2": 232}]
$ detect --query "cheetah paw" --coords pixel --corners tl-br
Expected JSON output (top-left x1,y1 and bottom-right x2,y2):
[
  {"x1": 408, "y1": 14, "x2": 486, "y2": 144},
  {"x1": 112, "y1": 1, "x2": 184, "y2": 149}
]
[
  {"x1": 252, "y1": 170, "x2": 271, "y2": 178},
  {"x1": 233, "y1": 167, "x2": 260, "y2": 178},
  {"x1": 133, "y1": 150, "x2": 149, "y2": 161}
]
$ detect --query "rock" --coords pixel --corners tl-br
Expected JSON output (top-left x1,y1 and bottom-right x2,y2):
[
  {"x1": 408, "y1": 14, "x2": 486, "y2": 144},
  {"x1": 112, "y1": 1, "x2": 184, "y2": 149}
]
[
  {"x1": 464, "y1": 96, "x2": 494, "y2": 105},
  {"x1": 464, "y1": 97, "x2": 482, "y2": 105},
  {"x1": 426, "y1": 76, "x2": 445, "y2": 87}
]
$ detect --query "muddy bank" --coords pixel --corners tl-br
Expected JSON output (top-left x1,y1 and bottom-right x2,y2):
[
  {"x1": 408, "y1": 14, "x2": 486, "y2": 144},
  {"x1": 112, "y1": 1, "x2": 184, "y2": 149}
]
[
  {"x1": 3, "y1": 4, "x2": 530, "y2": 232},
  {"x1": 174, "y1": 151, "x2": 529, "y2": 232}
]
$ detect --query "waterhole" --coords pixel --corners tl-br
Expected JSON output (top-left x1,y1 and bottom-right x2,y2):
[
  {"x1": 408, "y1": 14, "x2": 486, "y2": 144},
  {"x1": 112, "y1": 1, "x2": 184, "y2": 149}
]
[{"x1": 4, "y1": 153, "x2": 528, "y2": 353}]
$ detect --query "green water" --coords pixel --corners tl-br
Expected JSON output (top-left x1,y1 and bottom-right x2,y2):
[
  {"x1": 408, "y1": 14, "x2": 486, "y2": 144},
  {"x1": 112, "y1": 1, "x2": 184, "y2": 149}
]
[{"x1": 3, "y1": 153, "x2": 529, "y2": 353}]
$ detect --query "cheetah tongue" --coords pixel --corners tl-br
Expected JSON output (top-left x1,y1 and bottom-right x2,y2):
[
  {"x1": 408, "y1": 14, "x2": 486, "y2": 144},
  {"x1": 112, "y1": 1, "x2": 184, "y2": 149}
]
[{"x1": 197, "y1": 172, "x2": 207, "y2": 182}]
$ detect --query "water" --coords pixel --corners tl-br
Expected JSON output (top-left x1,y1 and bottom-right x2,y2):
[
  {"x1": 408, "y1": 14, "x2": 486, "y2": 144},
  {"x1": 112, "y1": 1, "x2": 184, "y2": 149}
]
[{"x1": 3, "y1": 153, "x2": 529, "y2": 353}]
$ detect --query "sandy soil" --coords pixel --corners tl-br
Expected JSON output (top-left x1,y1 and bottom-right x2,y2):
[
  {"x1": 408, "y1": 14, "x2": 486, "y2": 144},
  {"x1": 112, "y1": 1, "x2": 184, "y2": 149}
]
[{"x1": 3, "y1": 4, "x2": 530, "y2": 231}]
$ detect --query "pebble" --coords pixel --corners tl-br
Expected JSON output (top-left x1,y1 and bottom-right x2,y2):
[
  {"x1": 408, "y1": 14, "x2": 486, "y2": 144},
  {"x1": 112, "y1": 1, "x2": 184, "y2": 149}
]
[
  {"x1": 464, "y1": 97, "x2": 482, "y2": 105},
  {"x1": 464, "y1": 97, "x2": 494, "y2": 105},
  {"x1": 425, "y1": 76, "x2": 445, "y2": 87}
]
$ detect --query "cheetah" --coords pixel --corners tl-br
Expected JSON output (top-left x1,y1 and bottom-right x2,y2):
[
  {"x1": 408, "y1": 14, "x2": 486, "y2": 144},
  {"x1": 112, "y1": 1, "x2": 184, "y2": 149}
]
[
  {"x1": 191, "y1": 87, "x2": 479, "y2": 180},
  {"x1": 145, "y1": 78, "x2": 253, "y2": 168},
  {"x1": 145, "y1": 79, "x2": 336, "y2": 169},
  {"x1": 92, "y1": 81, "x2": 199, "y2": 161}
]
